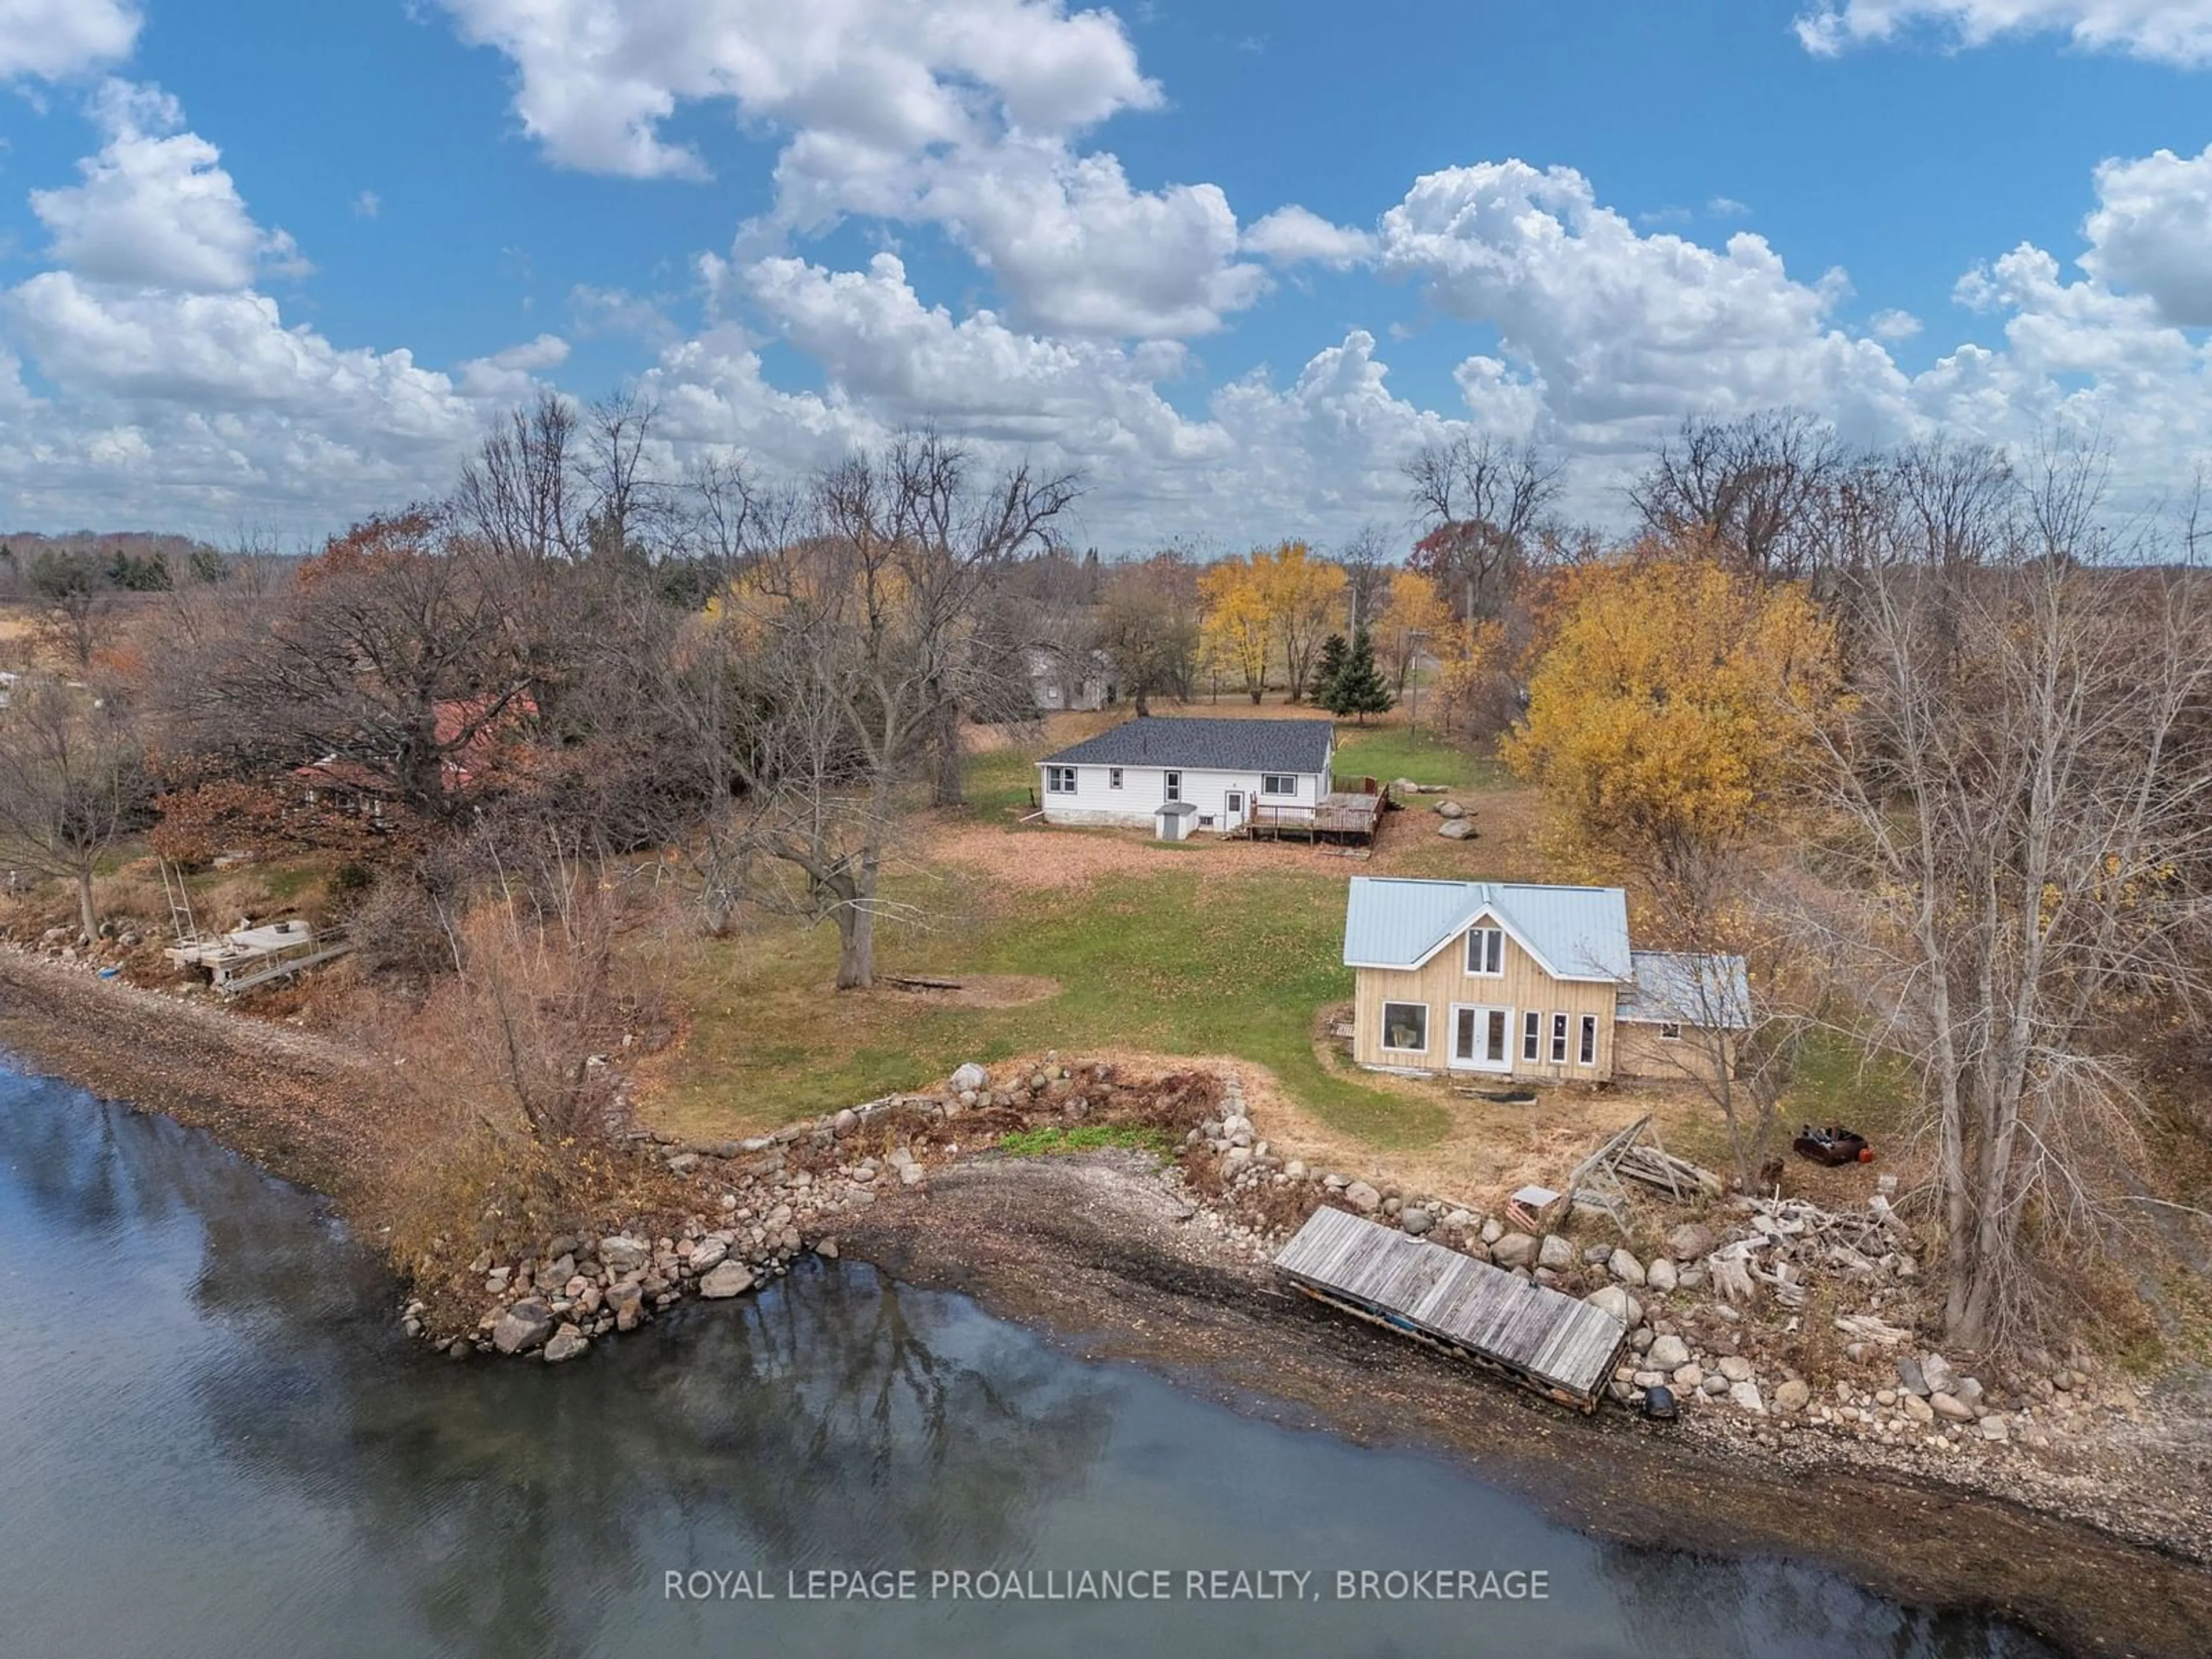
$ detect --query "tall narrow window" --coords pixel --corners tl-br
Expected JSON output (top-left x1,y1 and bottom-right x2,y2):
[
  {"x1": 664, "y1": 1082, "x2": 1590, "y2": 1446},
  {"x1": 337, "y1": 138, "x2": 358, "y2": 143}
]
[
  {"x1": 1521, "y1": 1010, "x2": 1541, "y2": 1062},
  {"x1": 1164, "y1": 771, "x2": 1182, "y2": 802},
  {"x1": 1465, "y1": 926, "x2": 1504, "y2": 976},
  {"x1": 1579, "y1": 1014, "x2": 1599, "y2": 1066},
  {"x1": 1550, "y1": 1012, "x2": 1569, "y2": 1063},
  {"x1": 1108, "y1": 767, "x2": 1124, "y2": 789}
]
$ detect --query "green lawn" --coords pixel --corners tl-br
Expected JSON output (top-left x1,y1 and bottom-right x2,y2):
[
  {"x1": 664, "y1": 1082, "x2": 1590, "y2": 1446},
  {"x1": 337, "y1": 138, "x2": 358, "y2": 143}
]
[
  {"x1": 654, "y1": 858, "x2": 1453, "y2": 1147},
  {"x1": 1333, "y1": 724, "x2": 1502, "y2": 793},
  {"x1": 649, "y1": 710, "x2": 1511, "y2": 1148}
]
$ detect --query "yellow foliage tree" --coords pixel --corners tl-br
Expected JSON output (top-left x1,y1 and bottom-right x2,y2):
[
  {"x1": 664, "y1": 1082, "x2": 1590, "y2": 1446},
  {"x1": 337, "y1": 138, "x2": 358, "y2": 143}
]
[
  {"x1": 1252, "y1": 540, "x2": 1347, "y2": 702},
  {"x1": 1376, "y1": 568, "x2": 1453, "y2": 694},
  {"x1": 1198, "y1": 554, "x2": 1273, "y2": 703},
  {"x1": 1502, "y1": 555, "x2": 1836, "y2": 872}
]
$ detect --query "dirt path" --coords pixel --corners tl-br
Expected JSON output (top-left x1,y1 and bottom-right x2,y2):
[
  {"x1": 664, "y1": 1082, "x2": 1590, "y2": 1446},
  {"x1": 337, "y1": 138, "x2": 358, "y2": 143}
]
[{"x1": 843, "y1": 1152, "x2": 2212, "y2": 1659}]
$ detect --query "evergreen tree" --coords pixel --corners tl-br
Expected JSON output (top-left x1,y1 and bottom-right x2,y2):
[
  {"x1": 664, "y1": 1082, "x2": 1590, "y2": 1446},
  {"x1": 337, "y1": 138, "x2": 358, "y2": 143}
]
[
  {"x1": 1312, "y1": 632, "x2": 1349, "y2": 708},
  {"x1": 1329, "y1": 626, "x2": 1395, "y2": 724}
]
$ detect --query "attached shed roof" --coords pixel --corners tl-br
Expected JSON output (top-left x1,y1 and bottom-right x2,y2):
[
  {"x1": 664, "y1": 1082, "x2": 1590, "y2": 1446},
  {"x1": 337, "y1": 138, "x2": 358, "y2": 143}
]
[
  {"x1": 1342, "y1": 877, "x2": 1633, "y2": 983},
  {"x1": 1620, "y1": 950, "x2": 1753, "y2": 1028},
  {"x1": 1040, "y1": 717, "x2": 1334, "y2": 776}
]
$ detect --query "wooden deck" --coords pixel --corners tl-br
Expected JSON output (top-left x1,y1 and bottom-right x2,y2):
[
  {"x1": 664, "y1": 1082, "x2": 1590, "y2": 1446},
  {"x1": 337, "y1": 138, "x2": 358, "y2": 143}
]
[
  {"x1": 1247, "y1": 780, "x2": 1385, "y2": 843},
  {"x1": 1272, "y1": 1206, "x2": 1630, "y2": 1411}
]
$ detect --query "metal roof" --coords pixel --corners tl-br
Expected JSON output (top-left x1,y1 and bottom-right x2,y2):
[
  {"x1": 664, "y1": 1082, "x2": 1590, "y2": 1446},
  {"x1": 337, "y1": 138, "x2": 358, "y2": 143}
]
[
  {"x1": 1342, "y1": 877, "x2": 1633, "y2": 982},
  {"x1": 1620, "y1": 950, "x2": 1753, "y2": 1028},
  {"x1": 1040, "y1": 717, "x2": 1334, "y2": 776}
]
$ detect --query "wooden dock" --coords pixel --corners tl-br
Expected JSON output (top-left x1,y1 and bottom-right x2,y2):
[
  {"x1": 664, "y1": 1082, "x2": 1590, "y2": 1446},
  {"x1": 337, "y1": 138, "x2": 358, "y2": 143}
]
[{"x1": 1272, "y1": 1206, "x2": 1630, "y2": 1411}]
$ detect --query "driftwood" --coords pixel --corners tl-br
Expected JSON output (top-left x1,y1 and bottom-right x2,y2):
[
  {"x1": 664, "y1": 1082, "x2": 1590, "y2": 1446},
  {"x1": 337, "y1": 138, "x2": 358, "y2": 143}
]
[
  {"x1": 1705, "y1": 1194, "x2": 1919, "y2": 1309},
  {"x1": 883, "y1": 974, "x2": 965, "y2": 991}
]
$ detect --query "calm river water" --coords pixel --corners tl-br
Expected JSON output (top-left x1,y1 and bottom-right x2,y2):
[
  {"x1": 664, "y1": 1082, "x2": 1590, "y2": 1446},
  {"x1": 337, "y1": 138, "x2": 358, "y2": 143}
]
[{"x1": 0, "y1": 1062, "x2": 2059, "y2": 1659}]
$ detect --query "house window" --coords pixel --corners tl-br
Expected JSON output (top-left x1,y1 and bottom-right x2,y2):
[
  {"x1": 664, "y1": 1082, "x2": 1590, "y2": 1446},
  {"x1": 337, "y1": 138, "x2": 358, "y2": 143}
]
[
  {"x1": 1261, "y1": 774, "x2": 1297, "y2": 796},
  {"x1": 1522, "y1": 1010, "x2": 1541, "y2": 1062},
  {"x1": 1045, "y1": 766, "x2": 1078, "y2": 793},
  {"x1": 1580, "y1": 1015, "x2": 1599, "y2": 1066},
  {"x1": 1380, "y1": 1001, "x2": 1429, "y2": 1054},
  {"x1": 1658, "y1": 1021, "x2": 1682, "y2": 1042},
  {"x1": 1108, "y1": 767, "x2": 1124, "y2": 789},
  {"x1": 1550, "y1": 1013, "x2": 1569, "y2": 1063},
  {"x1": 1164, "y1": 771, "x2": 1182, "y2": 802},
  {"x1": 1465, "y1": 926, "x2": 1505, "y2": 976}
]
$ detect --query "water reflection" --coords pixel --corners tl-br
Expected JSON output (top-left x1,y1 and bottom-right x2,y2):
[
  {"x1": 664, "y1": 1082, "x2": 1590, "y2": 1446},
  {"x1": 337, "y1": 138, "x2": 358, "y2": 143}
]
[{"x1": 0, "y1": 1065, "x2": 2056, "y2": 1659}]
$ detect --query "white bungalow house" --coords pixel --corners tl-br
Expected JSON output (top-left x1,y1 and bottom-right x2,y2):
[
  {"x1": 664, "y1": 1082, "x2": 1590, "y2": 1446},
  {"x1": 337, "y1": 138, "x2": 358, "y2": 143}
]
[
  {"x1": 1340, "y1": 877, "x2": 1750, "y2": 1084},
  {"x1": 1035, "y1": 717, "x2": 1335, "y2": 835}
]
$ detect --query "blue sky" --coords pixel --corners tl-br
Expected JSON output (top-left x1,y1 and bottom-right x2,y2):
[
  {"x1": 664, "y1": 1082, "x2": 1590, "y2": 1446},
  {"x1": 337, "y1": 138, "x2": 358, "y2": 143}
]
[{"x1": 0, "y1": 0, "x2": 2207, "y2": 550}]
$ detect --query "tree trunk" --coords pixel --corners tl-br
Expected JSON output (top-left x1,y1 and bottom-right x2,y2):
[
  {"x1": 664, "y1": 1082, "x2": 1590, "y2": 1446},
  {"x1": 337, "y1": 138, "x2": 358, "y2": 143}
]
[
  {"x1": 835, "y1": 905, "x2": 875, "y2": 990},
  {"x1": 1133, "y1": 684, "x2": 1152, "y2": 717},
  {"x1": 75, "y1": 869, "x2": 96, "y2": 940},
  {"x1": 931, "y1": 695, "x2": 964, "y2": 808}
]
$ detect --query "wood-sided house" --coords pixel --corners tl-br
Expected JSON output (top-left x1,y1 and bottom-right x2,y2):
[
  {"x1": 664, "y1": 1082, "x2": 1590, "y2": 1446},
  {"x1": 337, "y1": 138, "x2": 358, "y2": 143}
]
[
  {"x1": 1341, "y1": 877, "x2": 1749, "y2": 1084},
  {"x1": 1035, "y1": 717, "x2": 1335, "y2": 836}
]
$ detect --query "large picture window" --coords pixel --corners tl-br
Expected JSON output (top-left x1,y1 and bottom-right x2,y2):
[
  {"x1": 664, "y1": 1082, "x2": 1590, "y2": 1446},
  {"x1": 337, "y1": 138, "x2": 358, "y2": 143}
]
[
  {"x1": 1380, "y1": 1001, "x2": 1429, "y2": 1054},
  {"x1": 1465, "y1": 926, "x2": 1505, "y2": 976},
  {"x1": 1261, "y1": 774, "x2": 1297, "y2": 796},
  {"x1": 1045, "y1": 766, "x2": 1077, "y2": 793}
]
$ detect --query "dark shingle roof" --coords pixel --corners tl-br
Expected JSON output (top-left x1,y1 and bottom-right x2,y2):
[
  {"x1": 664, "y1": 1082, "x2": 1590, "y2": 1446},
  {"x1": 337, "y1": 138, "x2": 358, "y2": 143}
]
[{"x1": 1040, "y1": 717, "x2": 1334, "y2": 775}]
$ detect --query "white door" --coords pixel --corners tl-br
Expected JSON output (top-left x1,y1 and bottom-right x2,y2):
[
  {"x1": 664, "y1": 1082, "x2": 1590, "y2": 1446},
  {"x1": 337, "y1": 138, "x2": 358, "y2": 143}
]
[
  {"x1": 1224, "y1": 790, "x2": 1245, "y2": 829},
  {"x1": 1450, "y1": 1004, "x2": 1514, "y2": 1072}
]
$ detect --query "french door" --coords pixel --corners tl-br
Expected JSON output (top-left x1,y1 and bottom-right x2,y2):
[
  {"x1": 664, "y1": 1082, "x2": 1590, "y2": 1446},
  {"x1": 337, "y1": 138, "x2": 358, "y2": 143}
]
[{"x1": 1450, "y1": 1003, "x2": 1514, "y2": 1072}]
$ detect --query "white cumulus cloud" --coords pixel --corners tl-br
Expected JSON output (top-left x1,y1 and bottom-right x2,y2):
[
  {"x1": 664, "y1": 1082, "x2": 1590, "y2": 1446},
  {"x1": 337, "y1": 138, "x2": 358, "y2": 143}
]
[
  {"x1": 2079, "y1": 144, "x2": 2212, "y2": 327},
  {"x1": 1243, "y1": 205, "x2": 1376, "y2": 268},
  {"x1": 31, "y1": 81, "x2": 306, "y2": 292},
  {"x1": 1794, "y1": 2, "x2": 2212, "y2": 66},
  {"x1": 0, "y1": 0, "x2": 139, "y2": 81}
]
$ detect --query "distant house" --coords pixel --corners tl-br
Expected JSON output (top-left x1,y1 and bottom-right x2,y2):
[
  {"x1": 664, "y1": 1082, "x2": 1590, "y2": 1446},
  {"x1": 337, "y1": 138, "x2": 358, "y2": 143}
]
[
  {"x1": 293, "y1": 692, "x2": 538, "y2": 823},
  {"x1": 1028, "y1": 645, "x2": 1122, "y2": 713},
  {"x1": 1340, "y1": 877, "x2": 1748, "y2": 1083},
  {"x1": 1036, "y1": 716, "x2": 1335, "y2": 836}
]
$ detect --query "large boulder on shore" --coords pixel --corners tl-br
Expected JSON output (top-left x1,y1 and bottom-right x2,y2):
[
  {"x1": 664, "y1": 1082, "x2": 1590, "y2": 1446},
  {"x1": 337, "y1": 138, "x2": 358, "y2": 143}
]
[
  {"x1": 1585, "y1": 1284, "x2": 1642, "y2": 1328},
  {"x1": 698, "y1": 1260, "x2": 756, "y2": 1299},
  {"x1": 1343, "y1": 1181, "x2": 1382, "y2": 1214},
  {"x1": 950, "y1": 1062, "x2": 989, "y2": 1094},
  {"x1": 492, "y1": 1298, "x2": 554, "y2": 1355},
  {"x1": 598, "y1": 1234, "x2": 650, "y2": 1274},
  {"x1": 1665, "y1": 1223, "x2": 1717, "y2": 1262},
  {"x1": 1490, "y1": 1232, "x2": 1539, "y2": 1269},
  {"x1": 1537, "y1": 1234, "x2": 1577, "y2": 1272},
  {"x1": 543, "y1": 1323, "x2": 589, "y2": 1363}
]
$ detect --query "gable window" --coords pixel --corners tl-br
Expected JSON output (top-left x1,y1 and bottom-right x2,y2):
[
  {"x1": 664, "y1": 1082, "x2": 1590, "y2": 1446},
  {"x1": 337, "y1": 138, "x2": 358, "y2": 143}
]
[
  {"x1": 1045, "y1": 766, "x2": 1078, "y2": 794},
  {"x1": 1164, "y1": 771, "x2": 1182, "y2": 802},
  {"x1": 1260, "y1": 774, "x2": 1297, "y2": 797},
  {"x1": 1108, "y1": 767, "x2": 1124, "y2": 789},
  {"x1": 1380, "y1": 1001, "x2": 1429, "y2": 1054},
  {"x1": 1579, "y1": 1015, "x2": 1599, "y2": 1066},
  {"x1": 1658, "y1": 1021, "x2": 1682, "y2": 1042},
  {"x1": 1550, "y1": 1013, "x2": 1569, "y2": 1063},
  {"x1": 1465, "y1": 925, "x2": 1505, "y2": 977},
  {"x1": 1521, "y1": 1010, "x2": 1541, "y2": 1062}
]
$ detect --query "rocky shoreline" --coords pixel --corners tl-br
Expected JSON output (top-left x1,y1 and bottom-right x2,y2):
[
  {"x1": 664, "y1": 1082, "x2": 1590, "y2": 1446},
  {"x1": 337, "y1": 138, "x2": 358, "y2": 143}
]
[{"x1": 2, "y1": 950, "x2": 2208, "y2": 1656}]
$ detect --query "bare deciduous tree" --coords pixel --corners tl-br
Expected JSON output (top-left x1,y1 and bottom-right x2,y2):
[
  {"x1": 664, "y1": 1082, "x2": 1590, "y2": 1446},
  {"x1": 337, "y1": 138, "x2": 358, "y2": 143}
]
[
  {"x1": 724, "y1": 435, "x2": 1078, "y2": 986},
  {"x1": 1095, "y1": 554, "x2": 1199, "y2": 717},
  {"x1": 1403, "y1": 434, "x2": 1562, "y2": 620},
  {"x1": 455, "y1": 389, "x2": 581, "y2": 565},
  {"x1": 1806, "y1": 520, "x2": 2212, "y2": 1347},
  {"x1": 1631, "y1": 408, "x2": 1846, "y2": 579},
  {"x1": 0, "y1": 677, "x2": 142, "y2": 937}
]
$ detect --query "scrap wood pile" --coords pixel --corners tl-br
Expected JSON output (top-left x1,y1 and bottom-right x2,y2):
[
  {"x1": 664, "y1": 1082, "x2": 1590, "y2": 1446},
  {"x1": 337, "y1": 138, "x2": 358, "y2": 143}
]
[
  {"x1": 1707, "y1": 1192, "x2": 1921, "y2": 1310},
  {"x1": 1612, "y1": 1140, "x2": 1724, "y2": 1200}
]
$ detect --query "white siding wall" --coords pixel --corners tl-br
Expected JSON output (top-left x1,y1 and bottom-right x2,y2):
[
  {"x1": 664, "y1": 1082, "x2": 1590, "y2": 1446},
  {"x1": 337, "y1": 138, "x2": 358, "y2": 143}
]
[{"x1": 1039, "y1": 763, "x2": 1325, "y2": 830}]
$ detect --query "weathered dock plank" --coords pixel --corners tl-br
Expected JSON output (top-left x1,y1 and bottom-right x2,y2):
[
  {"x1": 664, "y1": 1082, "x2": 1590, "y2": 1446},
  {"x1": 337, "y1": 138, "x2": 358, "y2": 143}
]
[{"x1": 1272, "y1": 1206, "x2": 1628, "y2": 1410}]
